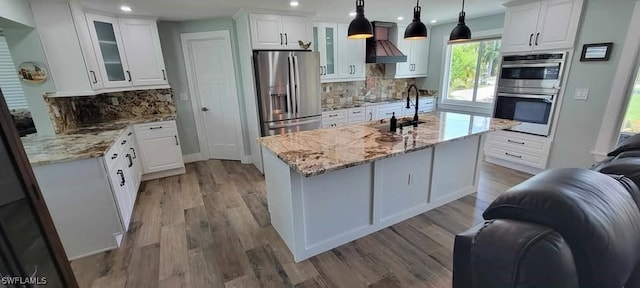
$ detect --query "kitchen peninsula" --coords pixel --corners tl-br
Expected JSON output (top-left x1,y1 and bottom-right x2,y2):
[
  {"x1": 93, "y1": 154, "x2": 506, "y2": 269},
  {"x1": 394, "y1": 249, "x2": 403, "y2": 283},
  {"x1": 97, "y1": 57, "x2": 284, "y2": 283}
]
[{"x1": 259, "y1": 111, "x2": 518, "y2": 262}]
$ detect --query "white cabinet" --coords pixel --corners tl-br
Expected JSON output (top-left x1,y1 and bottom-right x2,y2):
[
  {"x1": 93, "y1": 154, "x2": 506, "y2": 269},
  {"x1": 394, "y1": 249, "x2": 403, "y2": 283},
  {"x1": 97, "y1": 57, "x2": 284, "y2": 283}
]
[
  {"x1": 321, "y1": 110, "x2": 348, "y2": 128},
  {"x1": 484, "y1": 130, "x2": 552, "y2": 172},
  {"x1": 31, "y1": 2, "x2": 169, "y2": 97},
  {"x1": 314, "y1": 22, "x2": 366, "y2": 83},
  {"x1": 386, "y1": 25, "x2": 430, "y2": 79},
  {"x1": 249, "y1": 14, "x2": 312, "y2": 50},
  {"x1": 501, "y1": 0, "x2": 583, "y2": 53},
  {"x1": 314, "y1": 23, "x2": 340, "y2": 81},
  {"x1": 376, "y1": 103, "x2": 404, "y2": 120},
  {"x1": 404, "y1": 97, "x2": 436, "y2": 116},
  {"x1": 348, "y1": 107, "x2": 367, "y2": 124},
  {"x1": 337, "y1": 23, "x2": 366, "y2": 80},
  {"x1": 365, "y1": 106, "x2": 377, "y2": 122},
  {"x1": 134, "y1": 121, "x2": 185, "y2": 174},
  {"x1": 109, "y1": 156, "x2": 133, "y2": 231},
  {"x1": 118, "y1": 18, "x2": 167, "y2": 86}
]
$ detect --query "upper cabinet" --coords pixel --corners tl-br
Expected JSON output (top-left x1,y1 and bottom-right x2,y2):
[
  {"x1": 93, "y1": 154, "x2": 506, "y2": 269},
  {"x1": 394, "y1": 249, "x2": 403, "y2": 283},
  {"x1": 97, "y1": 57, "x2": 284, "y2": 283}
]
[
  {"x1": 313, "y1": 22, "x2": 366, "y2": 83},
  {"x1": 31, "y1": 2, "x2": 169, "y2": 97},
  {"x1": 501, "y1": 0, "x2": 584, "y2": 54},
  {"x1": 385, "y1": 25, "x2": 430, "y2": 79},
  {"x1": 249, "y1": 14, "x2": 312, "y2": 50}
]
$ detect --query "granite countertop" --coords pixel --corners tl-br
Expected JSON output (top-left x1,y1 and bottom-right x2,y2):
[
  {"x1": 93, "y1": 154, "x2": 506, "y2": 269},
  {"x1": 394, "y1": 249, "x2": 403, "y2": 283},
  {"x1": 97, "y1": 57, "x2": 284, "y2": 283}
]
[
  {"x1": 259, "y1": 111, "x2": 519, "y2": 177},
  {"x1": 322, "y1": 95, "x2": 436, "y2": 111},
  {"x1": 22, "y1": 114, "x2": 177, "y2": 167}
]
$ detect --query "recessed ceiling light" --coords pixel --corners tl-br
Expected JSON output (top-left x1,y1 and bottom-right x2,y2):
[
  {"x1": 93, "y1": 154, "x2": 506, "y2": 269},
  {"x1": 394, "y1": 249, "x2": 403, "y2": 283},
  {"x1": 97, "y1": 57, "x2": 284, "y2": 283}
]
[
  {"x1": 397, "y1": 16, "x2": 404, "y2": 21},
  {"x1": 431, "y1": 19, "x2": 437, "y2": 24},
  {"x1": 349, "y1": 11, "x2": 357, "y2": 17},
  {"x1": 290, "y1": 1, "x2": 299, "y2": 7},
  {"x1": 120, "y1": 5, "x2": 132, "y2": 12}
]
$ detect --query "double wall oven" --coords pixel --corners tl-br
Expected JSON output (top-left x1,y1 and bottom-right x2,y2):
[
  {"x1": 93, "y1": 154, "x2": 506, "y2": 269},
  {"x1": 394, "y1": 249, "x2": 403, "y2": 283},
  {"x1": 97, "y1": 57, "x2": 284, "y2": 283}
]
[{"x1": 494, "y1": 53, "x2": 567, "y2": 137}]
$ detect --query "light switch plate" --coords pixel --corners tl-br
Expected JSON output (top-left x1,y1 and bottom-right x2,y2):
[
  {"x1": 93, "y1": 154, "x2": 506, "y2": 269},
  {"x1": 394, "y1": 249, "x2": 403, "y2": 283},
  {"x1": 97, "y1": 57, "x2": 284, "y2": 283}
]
[
  {"x1": 180, "y1": 92, "x2": 189, "y2": 101},
  {"x1": 575, "y1": 88, "x2": 589, "y2": 100}
]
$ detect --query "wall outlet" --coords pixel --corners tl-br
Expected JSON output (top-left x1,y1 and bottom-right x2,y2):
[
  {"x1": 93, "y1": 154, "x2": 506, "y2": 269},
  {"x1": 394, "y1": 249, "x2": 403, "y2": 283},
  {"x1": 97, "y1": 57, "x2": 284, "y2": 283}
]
[
  {"x1": 180, "y1": 92, "x2": 189, "y2": 101},
  {"x1": 111, "y1": 97, "x2": 119, "y2": 105},
  {"x1": 574, "y1": 88, "x2": 589, "y2": 100}
]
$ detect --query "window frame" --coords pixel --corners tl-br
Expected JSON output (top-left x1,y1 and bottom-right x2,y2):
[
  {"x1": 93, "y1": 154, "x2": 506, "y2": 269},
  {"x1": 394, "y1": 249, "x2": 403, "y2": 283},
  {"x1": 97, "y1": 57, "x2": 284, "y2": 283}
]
[{"x1": 439, "y1": 29, "x2": 503, "y2": 115}]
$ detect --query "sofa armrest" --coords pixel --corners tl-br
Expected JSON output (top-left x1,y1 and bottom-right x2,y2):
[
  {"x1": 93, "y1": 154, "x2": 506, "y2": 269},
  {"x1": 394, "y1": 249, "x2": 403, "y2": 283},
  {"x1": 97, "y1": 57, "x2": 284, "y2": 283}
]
[{"x1": 453, "y1": 223, "x2": 484, "y2": 288}]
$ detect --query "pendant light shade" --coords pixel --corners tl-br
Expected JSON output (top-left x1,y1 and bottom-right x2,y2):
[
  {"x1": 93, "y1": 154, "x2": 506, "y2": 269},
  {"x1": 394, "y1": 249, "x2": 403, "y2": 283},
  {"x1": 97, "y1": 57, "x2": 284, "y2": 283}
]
[
  {"x1": 404, "y1": 0, "x2": 428, "y2": 40},
  {"x1": 348, "y1": 0, "x2": 373, "y2": 39},
  {"x1": 449, "y1": 0, "x2": 471, "y2": 42}
]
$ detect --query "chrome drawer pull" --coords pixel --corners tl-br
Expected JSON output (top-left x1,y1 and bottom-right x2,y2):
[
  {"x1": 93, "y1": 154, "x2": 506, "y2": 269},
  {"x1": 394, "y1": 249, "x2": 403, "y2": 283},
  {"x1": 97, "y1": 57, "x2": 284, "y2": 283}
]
[
  {"x1": 507, "y1": 140, "x2": 525, "y2": 145},
  {"x1": 505, "y1": 152, "x2": 523, "y2": 159}
]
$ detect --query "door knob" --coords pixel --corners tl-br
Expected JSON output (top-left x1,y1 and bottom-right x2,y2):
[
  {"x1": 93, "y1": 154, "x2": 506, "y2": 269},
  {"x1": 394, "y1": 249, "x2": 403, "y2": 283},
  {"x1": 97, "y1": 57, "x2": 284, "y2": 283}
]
[{"x1": 202, "y1": 107, "x2": 209, "y2": 111}]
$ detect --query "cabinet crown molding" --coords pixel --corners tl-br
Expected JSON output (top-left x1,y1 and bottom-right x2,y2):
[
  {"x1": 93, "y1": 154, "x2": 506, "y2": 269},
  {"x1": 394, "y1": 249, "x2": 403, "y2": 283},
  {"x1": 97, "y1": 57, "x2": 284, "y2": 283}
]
[{"x1": 232, "y1": 8, "x2": 316, "y2": 20}]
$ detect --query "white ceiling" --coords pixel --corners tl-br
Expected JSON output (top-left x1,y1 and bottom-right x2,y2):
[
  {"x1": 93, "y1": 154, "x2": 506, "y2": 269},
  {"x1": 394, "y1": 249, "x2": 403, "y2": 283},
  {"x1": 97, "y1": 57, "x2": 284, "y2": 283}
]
[{"x1": 71, "y1": 0, "x2": 506, "y2": 24}]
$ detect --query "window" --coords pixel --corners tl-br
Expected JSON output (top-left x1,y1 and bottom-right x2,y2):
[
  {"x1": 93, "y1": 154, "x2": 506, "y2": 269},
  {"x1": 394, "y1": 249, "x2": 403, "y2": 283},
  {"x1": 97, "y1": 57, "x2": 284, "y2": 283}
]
[
  {"x1": 442, "y1": 38, "x2": 501, "y2": 107},
  {"x1": 0, "y1": 35, "x2": 29, "y2": 110},
  {"x1": 619, "y1": 62, "x2": 640, "y2": 144}
]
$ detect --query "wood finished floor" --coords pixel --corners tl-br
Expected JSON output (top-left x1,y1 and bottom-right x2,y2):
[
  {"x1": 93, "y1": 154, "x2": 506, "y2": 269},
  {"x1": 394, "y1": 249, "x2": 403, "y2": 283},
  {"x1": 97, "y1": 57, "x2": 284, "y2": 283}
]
[{"x1": 70, "y1": 160, "x2": 531, "y2": 288}]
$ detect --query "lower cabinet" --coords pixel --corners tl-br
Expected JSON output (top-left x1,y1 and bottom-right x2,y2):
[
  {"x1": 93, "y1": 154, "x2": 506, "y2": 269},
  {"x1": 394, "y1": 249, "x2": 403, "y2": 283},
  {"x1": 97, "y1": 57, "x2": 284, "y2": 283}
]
[
  {"x1": 322, "y1": 97, "x2": 437, "y2": 127},
  {"x1": 484, "y1": 130, "x2": 552, "y2": 173},
  {"x1": 109, "y1": 155, "x2": 134, "y2": 231},
  {"x1": 134, "y1": 121, "x2": 185, "y2": 175}
]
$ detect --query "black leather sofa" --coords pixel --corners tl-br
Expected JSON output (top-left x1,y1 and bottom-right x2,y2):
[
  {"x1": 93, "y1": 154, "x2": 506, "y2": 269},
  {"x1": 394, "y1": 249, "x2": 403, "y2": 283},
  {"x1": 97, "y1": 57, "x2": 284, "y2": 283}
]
[{"x1": 452, "y1": 134, "x2": 640, "y2": 288}]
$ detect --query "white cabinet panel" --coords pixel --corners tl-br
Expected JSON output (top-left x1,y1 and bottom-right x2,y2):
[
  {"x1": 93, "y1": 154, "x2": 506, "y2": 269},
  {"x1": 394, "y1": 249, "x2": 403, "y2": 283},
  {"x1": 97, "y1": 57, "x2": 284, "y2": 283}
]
[
  {"x1": 411, "y1": 37, "x2": 430, "y2": 76},
  {"x1": 376, "y1": 104, "x2": 403, "y2": 120},
  {"x1": 118, "y1": 18, "x2": 167, "y2": 86},
  {"x1": 535, "y1": 0, "x2": 583, "y2": 51},
  {"x1": 282, "y1": 16, "x2": 312, "y2": 50},
  {"x1": 314, "y1": 23, "x2": 339, "y2": 81},
  {"x1": 337, "y1": 23, "x2": 366, "y2": 80},
  {"x1": 365, "y1": 106, "x2": 377, "y2": 121},
  {"x1": 86, "y1": 12, "x2": 132, "y2": 89},
  {"x1": 250, "y1": 14, "x2": 283, "y2": 50},
  {"x1": 134, "y1": 121, "x2": 185, "y2": 174},
  {"x1": 431, "y1": 135, "x2": 480, "y2": 203},
  {"x1": 376, "y1": 149, "x2": 432, "y2": 223},
  {"x1": 501, "y1": 2, "x2": 540, "y2": 53},
  {"x1": 386, "y1": 25, "x2": 429, "y2": 78},
  {"x1": 109, "y1": 158, "x2": 132, "y2": 231}
]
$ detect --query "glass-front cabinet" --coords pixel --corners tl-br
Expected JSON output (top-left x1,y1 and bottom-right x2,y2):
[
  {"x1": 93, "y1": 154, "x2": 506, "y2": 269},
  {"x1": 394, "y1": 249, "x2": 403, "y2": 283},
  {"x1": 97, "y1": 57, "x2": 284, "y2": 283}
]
[
  {"x1": 86, "y1": 13, "x2": 132, "y2": 88},
  {"x1": 313, "y1": 23, "x2": 339, "y2": 82}
]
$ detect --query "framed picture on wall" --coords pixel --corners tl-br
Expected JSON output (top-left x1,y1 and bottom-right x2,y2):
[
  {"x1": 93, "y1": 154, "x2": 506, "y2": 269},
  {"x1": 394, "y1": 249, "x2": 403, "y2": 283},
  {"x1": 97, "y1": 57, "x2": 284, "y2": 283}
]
[{"x1": 580, "y1": 43, "x2": 614, "y2": 62}]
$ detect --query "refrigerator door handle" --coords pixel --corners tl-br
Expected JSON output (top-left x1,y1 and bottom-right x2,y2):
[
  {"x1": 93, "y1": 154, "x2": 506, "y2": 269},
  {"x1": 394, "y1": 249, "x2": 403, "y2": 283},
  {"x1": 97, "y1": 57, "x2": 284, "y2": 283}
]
[
  {"x1": 293, "y1": 55, "x2": 301, "y2": 117},
  {"x1": 268, "y1": 117, "x2": 322, "y2": 129},
  {"x1": 288, "y1": 54, "x2": 296, "y2": 116}
]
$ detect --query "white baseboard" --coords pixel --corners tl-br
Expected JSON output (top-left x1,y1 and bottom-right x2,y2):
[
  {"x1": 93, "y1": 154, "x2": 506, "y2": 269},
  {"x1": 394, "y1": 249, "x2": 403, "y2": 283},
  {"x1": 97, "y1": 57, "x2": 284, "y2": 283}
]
[
  {"x1": 484, "y1": 156, "x2": 542, "y2": 175},
  {"x1": 142, "y1": 167, "x2": 187, "y2": 181},
  {"x1": 241, "y1": 154, "x2": 252, "y2": 164},
  {"x1": 183, "y1": 153, "x2": 203, "y2": 163}
]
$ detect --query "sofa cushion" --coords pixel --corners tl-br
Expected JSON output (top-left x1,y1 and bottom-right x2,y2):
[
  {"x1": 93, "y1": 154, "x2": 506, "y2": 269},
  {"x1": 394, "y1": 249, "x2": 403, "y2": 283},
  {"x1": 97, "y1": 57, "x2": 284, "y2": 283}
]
[
  {"x1": 483, "y1": 168, "x2": 640, "y2": 288},
  {"x1": 591, "y1": 159, "x2": 640, "y2": 209},
  {"x1": 609, "y1": 133, "x2": 640, "y2": 156}
]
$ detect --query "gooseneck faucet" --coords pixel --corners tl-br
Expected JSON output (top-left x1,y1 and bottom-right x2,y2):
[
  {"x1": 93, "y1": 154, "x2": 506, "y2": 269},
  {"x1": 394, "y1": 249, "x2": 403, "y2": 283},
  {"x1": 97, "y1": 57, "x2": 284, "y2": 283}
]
[{"x1": 406, "y1": 84, "x2": 420, "y2": 127}]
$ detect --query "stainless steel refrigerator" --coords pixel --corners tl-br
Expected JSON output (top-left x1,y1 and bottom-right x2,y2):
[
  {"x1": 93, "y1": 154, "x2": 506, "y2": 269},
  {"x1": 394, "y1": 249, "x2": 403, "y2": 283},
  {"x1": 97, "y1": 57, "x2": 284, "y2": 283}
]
[{"x1": 254, "y1": 51, "x2": 322, "y2": 136}]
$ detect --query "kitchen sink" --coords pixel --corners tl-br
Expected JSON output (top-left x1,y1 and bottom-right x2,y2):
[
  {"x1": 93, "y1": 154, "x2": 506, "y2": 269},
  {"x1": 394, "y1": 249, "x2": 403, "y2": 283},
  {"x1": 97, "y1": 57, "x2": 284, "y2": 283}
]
[{"x1": 374, "y1": 120, "x2": 426, "y2": 133}]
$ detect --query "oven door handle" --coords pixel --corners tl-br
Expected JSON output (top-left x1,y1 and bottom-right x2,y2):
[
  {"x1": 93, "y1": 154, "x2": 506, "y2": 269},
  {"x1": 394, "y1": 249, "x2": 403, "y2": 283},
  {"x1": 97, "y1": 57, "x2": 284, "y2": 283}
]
[
  {"x1": 498, "y1": 93, "x2": 554, "y2": 101},
  {"x1": 501, "y1": 63, "x2": 560, "y2": 68}
]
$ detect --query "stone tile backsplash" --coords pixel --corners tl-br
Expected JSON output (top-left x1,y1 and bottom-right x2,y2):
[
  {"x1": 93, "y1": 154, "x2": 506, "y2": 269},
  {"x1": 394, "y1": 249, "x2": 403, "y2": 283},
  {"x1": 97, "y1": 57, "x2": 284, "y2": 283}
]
[
  {"x1": 321, "y1": 64, "x2": 437, "y2": 108},
  {"x1": 45, "y1": 89, "x2": 176, "y2": 134}
]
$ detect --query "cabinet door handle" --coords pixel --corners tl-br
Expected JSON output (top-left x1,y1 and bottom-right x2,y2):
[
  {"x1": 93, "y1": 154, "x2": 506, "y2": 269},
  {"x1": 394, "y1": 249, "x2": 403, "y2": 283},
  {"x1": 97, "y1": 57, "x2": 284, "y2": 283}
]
[
  {"x1": 117, "y1": 170, "x2": 125, "y2": 186},
  {"x1": 121, "y1": 140, "x2": 127, "y2": 145},
  {"x1": 130, "y1": 147, "x2": 137, "y2": 159},
  {"x1": 162, "y1": 69, "x2": 166, "y2": 80},
  {"x1": 369, "y1": 112, "x2": 373, "y2": 121},
  {"x1": 323, "y1": 66, "x2": 327, "y2": 75},
  {"x1": 149, "y1": 126, "x2": 163, "y2": 130},
  {"x1": 126, "y1": 70, "x2": 132, "y2": 82},
  {"x1": 127, "y1": 132, "x2": 133, "y2": 136},
  {"x1": 111, "y1": 153, "x2": 118, "y2": 160},
  {"x1": 507, "y1": 139, "x2": 525, "y2": 145},
  {"x1": 280, "y1": 33, "x2": 283, "y2": 45},
  {"x1": 505, "y1": 152, "x2": 523, "y2": 159},
  {"x1": 529, "y1": 33, "x2": 534, "y2": 46},
  {"x1": 126, "y1": 154, "x2": 133, "y2": 168},
  {"x1": 535, "y1": 33, "x2": 540, "y2": 46},
  {"x1": 175, "y1": 135, "x2": 179, "y2": 146},
  {"x1": 90, "y1": 71, "x2": 98, "y2": 84},
  {"x1": 284, "y1": 33, "x2": 288, "y2": 45}
]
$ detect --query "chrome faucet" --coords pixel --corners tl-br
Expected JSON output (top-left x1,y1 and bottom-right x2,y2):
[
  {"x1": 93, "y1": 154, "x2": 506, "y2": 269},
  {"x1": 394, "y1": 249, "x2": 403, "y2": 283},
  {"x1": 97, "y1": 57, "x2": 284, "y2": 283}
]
[{"x1": 406, "y1": 84, "x2": 420, "y2": 127}]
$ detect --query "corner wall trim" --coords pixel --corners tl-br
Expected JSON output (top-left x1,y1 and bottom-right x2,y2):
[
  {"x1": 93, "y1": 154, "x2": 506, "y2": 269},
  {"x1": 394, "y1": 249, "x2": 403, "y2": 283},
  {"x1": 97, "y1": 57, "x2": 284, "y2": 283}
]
[
  {"x1": 241, "y1": 155, "x2": 252, "y2": 164},
  {"x1": 183, "y1": 153, "x2": 203, "y2": 163}
]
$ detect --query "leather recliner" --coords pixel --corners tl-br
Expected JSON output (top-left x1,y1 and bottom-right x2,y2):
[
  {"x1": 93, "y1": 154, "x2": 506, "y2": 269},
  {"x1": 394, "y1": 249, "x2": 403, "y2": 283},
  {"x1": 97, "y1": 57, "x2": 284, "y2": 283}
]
[{"x1": 452, "y1": 168, "x2": 640, "y2": 288}]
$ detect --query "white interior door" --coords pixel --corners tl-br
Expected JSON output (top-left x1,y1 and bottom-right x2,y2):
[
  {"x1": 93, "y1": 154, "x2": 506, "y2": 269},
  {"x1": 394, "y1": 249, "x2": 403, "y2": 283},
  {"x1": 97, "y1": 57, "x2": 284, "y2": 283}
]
[{"x1": 182, "y1": 31, "x2": 243, "y2": 161}]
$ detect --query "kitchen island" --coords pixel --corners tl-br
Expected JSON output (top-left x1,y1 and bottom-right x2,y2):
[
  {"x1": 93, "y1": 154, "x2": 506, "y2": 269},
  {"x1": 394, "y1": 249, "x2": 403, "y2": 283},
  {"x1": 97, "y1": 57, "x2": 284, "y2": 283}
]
[{"x1": 259, "y1": 111, "x2": 519, "y2": 262}]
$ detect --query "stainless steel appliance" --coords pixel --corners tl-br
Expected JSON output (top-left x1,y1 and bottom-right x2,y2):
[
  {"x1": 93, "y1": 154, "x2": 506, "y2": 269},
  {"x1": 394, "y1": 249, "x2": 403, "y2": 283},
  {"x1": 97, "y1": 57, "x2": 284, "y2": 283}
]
[
  {"x1": 254, "y1": 51, "x2": 322, "y2": 136},
  {"x1": 494, "y1": 52, "x2": 567, "y2": 136}
]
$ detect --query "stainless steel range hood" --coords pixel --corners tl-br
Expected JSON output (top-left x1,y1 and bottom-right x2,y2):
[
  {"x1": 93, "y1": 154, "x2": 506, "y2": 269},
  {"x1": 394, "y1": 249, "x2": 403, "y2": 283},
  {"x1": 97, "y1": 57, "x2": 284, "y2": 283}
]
[{"x1": 366, "y1": 21, "x2": 408, "y2": 64}]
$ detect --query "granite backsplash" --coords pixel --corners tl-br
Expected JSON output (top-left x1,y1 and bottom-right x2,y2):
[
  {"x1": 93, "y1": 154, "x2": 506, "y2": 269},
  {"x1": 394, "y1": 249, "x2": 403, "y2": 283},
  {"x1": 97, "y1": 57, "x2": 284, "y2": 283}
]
[
  {"x1": 321, "y1": 64, "x2": 436, "y2": 108},
  {"x1": 45, "y1": 89, "x2": 176, "y2": 134}
]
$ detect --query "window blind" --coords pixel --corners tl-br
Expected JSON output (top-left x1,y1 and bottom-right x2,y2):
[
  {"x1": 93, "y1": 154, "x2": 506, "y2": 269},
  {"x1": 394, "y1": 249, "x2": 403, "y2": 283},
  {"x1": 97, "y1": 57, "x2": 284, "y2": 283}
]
[{"x1": 0, "y1": 36, "x2": 29, "y2": 110}]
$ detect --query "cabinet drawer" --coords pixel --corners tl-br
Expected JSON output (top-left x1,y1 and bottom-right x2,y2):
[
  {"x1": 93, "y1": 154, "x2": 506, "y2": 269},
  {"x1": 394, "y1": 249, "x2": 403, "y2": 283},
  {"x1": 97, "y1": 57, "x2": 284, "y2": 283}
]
[
  {"x1": 485, "y1": 145, "x2": 547, "y2": 169},
  {"x1": 322, "y1": 118, "x2": 349, "y2": 128},
  {"x1": 348, "y1": 115, "x2": 367, "y2": 124},
  {"x1": 348, "y1": 107, "x2": 365, "y2": 118},
  {"x1": 488, "y1": 131, "x2": 548, "y2": 153},
  {"x1": 322, "y1": 110, "x2": 348, "y2": 120},
  {"x1": 104, "y1": 145, "x2": 123, "y2": 172},
  {"x1": 135, "y1": 121, "x2": 177, "y2": 139}
]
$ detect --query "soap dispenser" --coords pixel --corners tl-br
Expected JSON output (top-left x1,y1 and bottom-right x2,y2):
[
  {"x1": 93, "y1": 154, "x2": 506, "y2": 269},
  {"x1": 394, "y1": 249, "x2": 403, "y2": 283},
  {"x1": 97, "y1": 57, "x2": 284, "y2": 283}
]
[{"x1": 390, "y1": 112, "x2": 397, "y2": 132}]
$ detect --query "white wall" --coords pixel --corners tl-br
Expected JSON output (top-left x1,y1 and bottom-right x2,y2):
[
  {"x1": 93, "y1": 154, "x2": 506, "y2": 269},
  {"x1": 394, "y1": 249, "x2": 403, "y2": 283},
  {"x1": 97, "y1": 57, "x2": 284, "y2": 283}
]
[{"x1": 0, "y1": 0, "x2": 35, "y2": 27}]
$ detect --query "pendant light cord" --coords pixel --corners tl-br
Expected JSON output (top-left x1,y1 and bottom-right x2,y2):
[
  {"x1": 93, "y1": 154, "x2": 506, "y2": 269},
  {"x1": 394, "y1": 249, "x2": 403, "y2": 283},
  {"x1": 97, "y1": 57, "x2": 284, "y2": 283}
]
[{"x1": 462, "y1": 0, "x2": 465, "y2": 12}]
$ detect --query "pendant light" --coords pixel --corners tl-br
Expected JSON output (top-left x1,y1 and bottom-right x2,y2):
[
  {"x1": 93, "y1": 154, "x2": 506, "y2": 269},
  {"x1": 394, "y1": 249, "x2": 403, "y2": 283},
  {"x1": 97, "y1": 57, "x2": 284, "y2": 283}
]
[
  {"x1": 404, "y1": 0, "x2": 428, "y2": 40},
  {"x1": 348, "y1": 0, "x2": 373, "y2": 39},
  {"x1": 449, "y1": 0, "x2": 471, "y2": 42}
]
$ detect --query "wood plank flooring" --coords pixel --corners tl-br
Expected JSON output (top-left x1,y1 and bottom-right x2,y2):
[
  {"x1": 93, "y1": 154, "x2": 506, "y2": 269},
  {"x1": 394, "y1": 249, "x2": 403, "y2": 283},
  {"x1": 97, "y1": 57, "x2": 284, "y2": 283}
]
[{"x1": 70, "y1": 160, "x2": 530, "y2": 288}]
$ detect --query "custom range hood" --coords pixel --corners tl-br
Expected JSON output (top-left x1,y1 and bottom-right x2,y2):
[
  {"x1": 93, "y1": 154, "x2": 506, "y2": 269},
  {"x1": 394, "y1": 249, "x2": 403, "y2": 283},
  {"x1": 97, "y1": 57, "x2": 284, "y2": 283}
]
[{"x1": 366, "y1": 21, "x2": 408, "y2": 64}]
